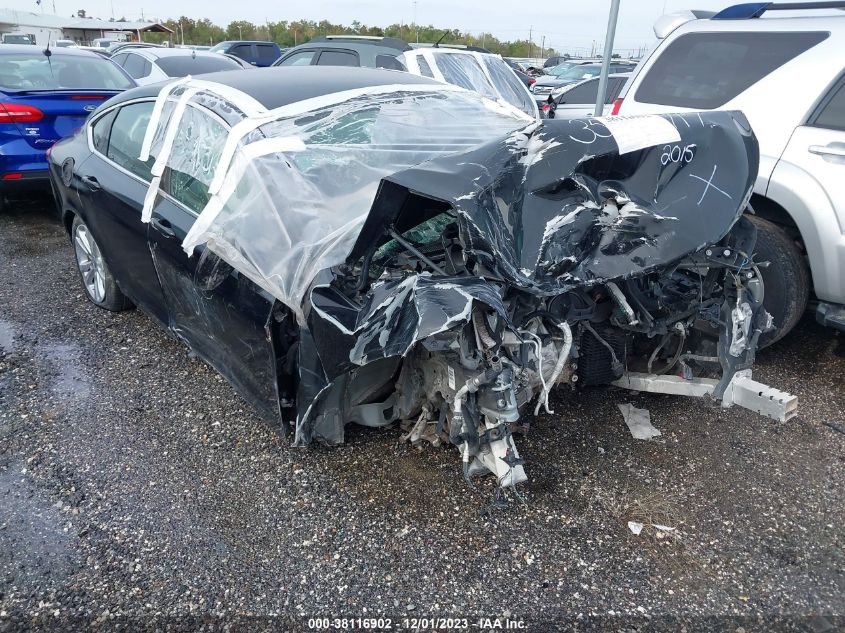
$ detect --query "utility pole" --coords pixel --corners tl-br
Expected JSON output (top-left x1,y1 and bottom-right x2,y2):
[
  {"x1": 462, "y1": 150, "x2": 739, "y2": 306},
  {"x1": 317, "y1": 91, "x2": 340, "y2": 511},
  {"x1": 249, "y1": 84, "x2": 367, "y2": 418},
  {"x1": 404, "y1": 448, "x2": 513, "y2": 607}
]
[
  {"x1": 528, "y1": 25, "x2": 532, "y2": 59},
  {"x1": 540, "y1": 35, "x2": 545, "y2": 59},
  {"x1": 594, "y1": 0, "x2": 621, "y2": 116}
]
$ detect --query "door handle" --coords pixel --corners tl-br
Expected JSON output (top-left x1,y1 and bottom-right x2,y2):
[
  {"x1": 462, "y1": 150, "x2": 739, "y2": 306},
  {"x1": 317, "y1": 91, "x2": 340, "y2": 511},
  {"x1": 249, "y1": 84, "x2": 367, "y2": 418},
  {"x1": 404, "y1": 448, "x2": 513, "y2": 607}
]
[
  {"x1": 809, "y1": 144, "x2": 845, "y2": 158},
  {"x1": 80, "y1": 175, "x2": 101, "y2": 191},
  {"x1": 150, "y1": 216, "x2": 176, "y2": 238}
]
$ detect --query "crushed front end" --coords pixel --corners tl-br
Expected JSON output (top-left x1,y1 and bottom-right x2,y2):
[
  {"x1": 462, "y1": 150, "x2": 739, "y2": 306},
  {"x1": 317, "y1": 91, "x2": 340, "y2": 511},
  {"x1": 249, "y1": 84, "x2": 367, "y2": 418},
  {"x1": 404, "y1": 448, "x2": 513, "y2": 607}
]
[{"x1": 138, "y1": 79, "x2": 796, "y2": 490}]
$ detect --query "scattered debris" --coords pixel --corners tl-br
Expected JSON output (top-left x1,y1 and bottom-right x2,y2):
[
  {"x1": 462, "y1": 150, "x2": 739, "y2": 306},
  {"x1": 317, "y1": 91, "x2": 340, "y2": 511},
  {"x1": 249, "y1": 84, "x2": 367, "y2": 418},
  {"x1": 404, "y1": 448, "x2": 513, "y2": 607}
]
[
  {"x1": 628, "y1": 521, "x2": 644, "y2": 535},
  {"x1": 618, "y1": 403, "x2": 662, "y2": 440},
  {"x1": 824, "y1": 421, "x2": 845, "y2": 435}
]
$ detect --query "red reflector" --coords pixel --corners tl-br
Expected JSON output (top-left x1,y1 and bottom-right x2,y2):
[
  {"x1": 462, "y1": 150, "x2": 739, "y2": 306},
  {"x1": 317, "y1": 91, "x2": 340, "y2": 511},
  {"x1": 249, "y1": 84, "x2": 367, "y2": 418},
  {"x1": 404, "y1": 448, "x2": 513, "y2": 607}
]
[
  {"x1": 3, "y1": 173, "x2": 23, "y2": 180},
  {"x1": 528, "y1": 78, "x2": 536, "y2": 85},
  {"x1": 542, "y1": 103, "x2": 550, "y2": 112},
  {"x1": 610, "y1": 97, "x2": 624, "y2": 116},
  {"x1": 0, "y1": 102, "x2": 44, "y2": 123},
  {"x1": 71, "y1": 95, "x2": 106, "y2": 100}
]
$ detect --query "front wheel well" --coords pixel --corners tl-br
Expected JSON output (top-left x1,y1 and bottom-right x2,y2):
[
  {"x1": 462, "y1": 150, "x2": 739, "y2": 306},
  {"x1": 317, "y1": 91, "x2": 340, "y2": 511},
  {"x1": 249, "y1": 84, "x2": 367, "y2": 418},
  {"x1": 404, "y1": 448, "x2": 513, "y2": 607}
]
[{"x1": 749, "y1": 194, "x2": 800, "y2": 239}]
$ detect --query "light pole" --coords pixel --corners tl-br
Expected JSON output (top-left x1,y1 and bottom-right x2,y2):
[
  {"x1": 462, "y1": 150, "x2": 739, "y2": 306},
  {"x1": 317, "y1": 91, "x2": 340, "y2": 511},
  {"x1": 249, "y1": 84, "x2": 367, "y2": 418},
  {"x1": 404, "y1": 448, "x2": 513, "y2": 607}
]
[{"x1": 594, "y1": 0, "x2": 621, "y2": 116}]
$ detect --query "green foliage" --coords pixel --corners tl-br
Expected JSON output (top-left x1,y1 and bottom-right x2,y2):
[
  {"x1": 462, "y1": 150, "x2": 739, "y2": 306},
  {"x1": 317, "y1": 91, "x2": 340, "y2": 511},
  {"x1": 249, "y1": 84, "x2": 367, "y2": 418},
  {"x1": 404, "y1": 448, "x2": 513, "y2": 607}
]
[{"x1": 146, "y1": 16, "x2": 558, "y2": 57}]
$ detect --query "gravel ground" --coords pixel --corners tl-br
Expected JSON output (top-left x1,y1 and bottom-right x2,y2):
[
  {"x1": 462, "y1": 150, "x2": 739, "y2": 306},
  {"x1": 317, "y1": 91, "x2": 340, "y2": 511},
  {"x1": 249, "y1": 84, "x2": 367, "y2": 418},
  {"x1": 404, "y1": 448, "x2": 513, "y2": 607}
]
[{"x1": 0, "y1": 199, "x2": 843, "y2": 632}]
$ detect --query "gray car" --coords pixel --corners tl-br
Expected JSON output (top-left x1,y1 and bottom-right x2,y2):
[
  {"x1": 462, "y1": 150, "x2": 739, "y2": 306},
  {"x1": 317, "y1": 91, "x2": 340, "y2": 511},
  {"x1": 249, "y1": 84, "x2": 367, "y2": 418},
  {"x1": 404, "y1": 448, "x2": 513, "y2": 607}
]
[
  {"x1": 273, "y1": 35, "x2": 410, "y2": 71},
  {"x1": 542, "y1": 73, "x2": 631, "y2": 118},
  {"x1": 532, "y1": 61, "x2": 636, "y2": 99}
]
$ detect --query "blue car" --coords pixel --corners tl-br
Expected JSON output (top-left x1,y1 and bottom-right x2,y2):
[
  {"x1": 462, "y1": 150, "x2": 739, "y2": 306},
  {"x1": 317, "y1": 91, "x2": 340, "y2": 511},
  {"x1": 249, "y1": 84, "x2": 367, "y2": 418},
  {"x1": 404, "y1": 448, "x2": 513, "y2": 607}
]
[{"x1": 0, "y1": 45, "x2": 134, "y2": 204}]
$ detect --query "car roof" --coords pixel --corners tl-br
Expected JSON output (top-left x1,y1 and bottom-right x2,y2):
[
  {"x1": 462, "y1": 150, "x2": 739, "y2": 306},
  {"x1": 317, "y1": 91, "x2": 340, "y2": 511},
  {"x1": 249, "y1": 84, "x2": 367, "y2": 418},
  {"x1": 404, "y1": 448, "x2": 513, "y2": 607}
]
[
  {"x1": 215, "y1": 40, "x2": 278, "y2": 46},
  {"x1": 672, "y1": 12, "x2": 845, "y2": 35},
  {"x1": 129, "y1": 48, "x2": 231, "y2": 60},
  {"x1": 106, "y1": 66, "x2": 442, "y2": 110},
  {"x1": 309, "y1": 35, "x2": 410, "y2": 51},
  {"x1": 0, "y1": 44, "x2": 102, "y2": 58}
]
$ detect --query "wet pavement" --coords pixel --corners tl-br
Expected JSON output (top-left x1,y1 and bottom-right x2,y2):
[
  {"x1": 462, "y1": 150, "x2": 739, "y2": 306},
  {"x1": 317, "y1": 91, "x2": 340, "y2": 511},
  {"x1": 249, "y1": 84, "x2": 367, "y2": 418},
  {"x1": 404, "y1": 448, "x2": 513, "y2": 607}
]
[{"x1": 1, "y1": 199, "x2": 843, "y2": 631}]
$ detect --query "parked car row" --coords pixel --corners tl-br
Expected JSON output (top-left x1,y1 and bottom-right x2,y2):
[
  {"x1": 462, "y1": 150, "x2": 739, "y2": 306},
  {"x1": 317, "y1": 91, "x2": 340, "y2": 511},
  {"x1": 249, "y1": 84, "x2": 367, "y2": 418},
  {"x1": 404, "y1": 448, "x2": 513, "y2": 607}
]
[
  {"x1": 2, "y1": 0, "x2": 844, "y2": 345},
  {"x1": 8, "y1": 0, "x2": 843, "y2": 492}
]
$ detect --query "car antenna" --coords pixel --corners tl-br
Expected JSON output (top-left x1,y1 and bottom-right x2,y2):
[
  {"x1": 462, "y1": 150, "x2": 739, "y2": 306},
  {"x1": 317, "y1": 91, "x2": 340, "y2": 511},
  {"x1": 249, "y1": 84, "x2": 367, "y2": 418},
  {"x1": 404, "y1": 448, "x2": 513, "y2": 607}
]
[
  {"x1": 433, "y1": 31, "x2": 448, "y2": 48},
  {"x1": 44, "y1": 32, "x2": 52, "y2": 57}
]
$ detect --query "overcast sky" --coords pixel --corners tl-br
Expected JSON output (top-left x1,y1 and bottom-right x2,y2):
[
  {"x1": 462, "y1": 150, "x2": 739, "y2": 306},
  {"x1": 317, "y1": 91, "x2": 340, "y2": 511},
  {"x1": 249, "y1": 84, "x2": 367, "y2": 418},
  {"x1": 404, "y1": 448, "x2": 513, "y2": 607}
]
[{"x1": 44, "y1": 0, "x2": 741, "y2": 52}]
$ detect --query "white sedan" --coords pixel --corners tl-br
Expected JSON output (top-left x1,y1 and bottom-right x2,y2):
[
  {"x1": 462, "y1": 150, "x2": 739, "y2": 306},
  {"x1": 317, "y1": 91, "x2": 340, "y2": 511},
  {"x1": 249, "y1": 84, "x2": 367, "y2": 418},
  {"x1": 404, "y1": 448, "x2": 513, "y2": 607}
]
[{"x1": 110, "y1": 47, "x2": 244, "y2": 85}]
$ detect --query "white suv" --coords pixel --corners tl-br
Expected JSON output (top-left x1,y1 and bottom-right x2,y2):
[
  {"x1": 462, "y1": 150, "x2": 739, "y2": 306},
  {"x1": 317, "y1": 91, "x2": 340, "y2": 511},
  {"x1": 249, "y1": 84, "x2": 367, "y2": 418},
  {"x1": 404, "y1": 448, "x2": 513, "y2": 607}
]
[{"x1": 615, "y1": 3, "x2": 845, "y2": 342}]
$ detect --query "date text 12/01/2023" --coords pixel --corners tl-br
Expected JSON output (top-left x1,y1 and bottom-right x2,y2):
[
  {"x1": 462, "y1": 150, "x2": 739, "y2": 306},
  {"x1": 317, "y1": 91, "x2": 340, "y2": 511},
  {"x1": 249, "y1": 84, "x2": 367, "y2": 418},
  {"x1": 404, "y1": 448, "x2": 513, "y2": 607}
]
[{"x1": 307, "y1": 617, "x2": 527, "y2": 630}]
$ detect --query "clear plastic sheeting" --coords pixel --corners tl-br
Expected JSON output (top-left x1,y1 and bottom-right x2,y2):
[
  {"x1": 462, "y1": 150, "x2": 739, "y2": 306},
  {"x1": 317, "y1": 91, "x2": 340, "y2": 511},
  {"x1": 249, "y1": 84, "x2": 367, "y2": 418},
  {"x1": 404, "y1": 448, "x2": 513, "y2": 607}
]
[
  {"x1": 401, "y1": 50, "x2": 539, "y2": 118},
  {"x1": 433, "y1": 52, "x2": 499, "y2": 101},
  {"x1": 481, "y1": 54, "x2": 536, "y2": 117},
  {"x1": 139, "y1": 80, "x2": 531, "y2": 321}
]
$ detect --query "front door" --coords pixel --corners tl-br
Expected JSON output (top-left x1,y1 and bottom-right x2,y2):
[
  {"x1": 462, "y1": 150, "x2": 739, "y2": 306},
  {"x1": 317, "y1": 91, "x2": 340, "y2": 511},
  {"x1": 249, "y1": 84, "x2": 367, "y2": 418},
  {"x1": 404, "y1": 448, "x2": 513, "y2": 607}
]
[{"x1": 144, "y1": 105, "x2": 282, "y2": 422}]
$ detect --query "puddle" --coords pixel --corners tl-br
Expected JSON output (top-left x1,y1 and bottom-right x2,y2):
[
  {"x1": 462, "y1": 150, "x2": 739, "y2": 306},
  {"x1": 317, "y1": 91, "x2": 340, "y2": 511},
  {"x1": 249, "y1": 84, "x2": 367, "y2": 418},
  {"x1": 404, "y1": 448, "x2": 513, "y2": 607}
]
[
  {"x1": 0, "y1": 318, "x2": 17, "y2": 353},
  {"x1": 40, "y1": 342, "x2": 91, "y2": 399}
]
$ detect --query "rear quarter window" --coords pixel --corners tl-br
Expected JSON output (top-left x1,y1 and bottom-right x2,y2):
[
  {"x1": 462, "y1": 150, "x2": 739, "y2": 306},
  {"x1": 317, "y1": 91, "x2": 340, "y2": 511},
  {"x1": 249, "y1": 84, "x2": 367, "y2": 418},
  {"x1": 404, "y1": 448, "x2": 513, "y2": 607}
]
[
  {"x1": 157, "y1": 55, "x2": 241, "y2": 76},
  {"x1": 635, "y1": 31, "x2": 828, "y2": 109},
  {"x1": 810, "y1": 77, "x2": 845, "y2": 132}
]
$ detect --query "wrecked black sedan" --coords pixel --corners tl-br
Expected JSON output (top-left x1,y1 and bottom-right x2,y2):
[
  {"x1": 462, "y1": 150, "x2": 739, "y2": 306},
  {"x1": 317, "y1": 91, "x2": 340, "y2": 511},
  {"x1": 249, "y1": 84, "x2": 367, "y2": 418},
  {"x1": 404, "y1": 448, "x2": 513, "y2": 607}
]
[{"x1": 49, "y1": 67, "x2": 796, "y2": 489}]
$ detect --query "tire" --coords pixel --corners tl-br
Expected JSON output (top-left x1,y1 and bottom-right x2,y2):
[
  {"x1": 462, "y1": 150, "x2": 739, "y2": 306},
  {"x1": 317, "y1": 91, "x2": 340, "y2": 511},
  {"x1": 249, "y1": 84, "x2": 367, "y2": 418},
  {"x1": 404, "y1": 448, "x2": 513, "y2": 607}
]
[
  {"x1": 748, "y1": 215, "x2": 810, "y2": 347},
  {"x1": 70, "y1": 214, "x2": 133, "y2": 312}
]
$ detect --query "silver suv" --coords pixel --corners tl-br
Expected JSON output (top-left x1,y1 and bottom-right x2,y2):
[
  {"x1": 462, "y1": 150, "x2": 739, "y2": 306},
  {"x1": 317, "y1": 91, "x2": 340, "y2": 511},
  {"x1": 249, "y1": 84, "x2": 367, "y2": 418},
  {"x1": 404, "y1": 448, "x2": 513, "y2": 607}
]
[{"x1": 615, "y1": 2, "x2": 845, "y2": 342}]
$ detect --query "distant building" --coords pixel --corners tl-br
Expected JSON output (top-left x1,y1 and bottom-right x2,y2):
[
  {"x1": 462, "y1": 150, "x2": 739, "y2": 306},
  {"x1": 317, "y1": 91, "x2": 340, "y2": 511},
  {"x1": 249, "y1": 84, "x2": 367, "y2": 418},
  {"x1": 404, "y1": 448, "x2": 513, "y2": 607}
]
[{"x1": 0, "y1": 9, "x2": 172, "y2": 46}]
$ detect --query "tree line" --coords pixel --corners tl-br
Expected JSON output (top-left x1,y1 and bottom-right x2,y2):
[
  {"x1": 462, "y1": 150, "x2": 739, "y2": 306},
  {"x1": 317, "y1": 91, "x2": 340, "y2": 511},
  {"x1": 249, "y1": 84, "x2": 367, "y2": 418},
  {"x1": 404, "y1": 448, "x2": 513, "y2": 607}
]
[{"x1": 136, "y1": 17, "x2": 559, "y2": 58}]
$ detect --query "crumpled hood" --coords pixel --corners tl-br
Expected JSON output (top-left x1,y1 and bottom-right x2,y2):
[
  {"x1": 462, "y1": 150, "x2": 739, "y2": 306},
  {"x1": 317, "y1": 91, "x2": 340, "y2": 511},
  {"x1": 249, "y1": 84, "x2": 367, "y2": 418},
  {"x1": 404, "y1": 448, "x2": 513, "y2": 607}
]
[{"x1": 350, "y1": 111, "x2": 759, "y2": 295}]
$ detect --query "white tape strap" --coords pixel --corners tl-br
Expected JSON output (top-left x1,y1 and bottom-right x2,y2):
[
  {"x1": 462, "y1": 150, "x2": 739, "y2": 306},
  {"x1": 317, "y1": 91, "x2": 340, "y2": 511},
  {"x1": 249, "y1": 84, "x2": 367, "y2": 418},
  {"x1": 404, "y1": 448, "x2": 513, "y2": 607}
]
[
  {"x1": 141, "y1": 175, "x2": 161, "y2": 223},
  {"x1": 139, "y1": 77, "x2": 190, "y2": 161}
]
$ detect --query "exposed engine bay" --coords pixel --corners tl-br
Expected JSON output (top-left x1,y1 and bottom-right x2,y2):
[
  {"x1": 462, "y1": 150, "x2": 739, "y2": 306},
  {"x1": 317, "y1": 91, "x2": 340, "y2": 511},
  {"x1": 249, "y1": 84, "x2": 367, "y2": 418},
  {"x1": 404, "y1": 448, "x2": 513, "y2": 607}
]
[{"x1": 138, "y1": 79, "x2": 797, "y2": 490}]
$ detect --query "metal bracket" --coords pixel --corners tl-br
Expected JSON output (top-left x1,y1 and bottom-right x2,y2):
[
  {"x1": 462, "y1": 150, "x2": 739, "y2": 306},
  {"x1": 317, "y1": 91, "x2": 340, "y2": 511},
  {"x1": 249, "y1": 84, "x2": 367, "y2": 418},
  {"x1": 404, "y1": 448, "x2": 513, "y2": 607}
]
[{"x1": 612, "y1": 370, "x2": 797, "y2": 422}]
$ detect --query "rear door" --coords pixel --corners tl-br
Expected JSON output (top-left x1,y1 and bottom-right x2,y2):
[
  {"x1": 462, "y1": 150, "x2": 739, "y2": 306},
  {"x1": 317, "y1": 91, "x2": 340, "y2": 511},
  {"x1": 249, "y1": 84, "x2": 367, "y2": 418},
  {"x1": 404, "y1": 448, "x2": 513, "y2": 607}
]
[
  {"x1": 551, "y1": 76, "x2": 626, "y2": 118},
  {"x1": 228, "y1": 43, "x2": 256, "y2": 66},
  {"x1": 779, "y1": 72, "x2": 845, "y2": 231},
  {"x1": 276, "y1": 49, "x2": 318, "y2": 66},
  {"x1": 315, "y1": 49, "x2": 359, "y2": 67},
  {"x1": 145, "y1": 104, "x2": 281, "y2": 421},
  {"x1": 255, "y1": 43, "x2": 280, "y2": 67},
  {"x1": 77, "y1": 100, "x2": 169, "y2": 324},
  {"x1": 120, "y1": 52, "x2": 154, "y2": 85}
]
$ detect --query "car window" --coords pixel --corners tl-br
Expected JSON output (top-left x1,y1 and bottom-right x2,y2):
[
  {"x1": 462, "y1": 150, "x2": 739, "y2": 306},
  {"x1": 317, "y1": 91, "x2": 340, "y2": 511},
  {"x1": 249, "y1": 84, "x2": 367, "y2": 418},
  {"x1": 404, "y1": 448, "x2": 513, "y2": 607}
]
[
  {"x1": 433, "y1": 53, "x2": 497, "y2": 100},
  {"x1": 229, "y1": 44, "x2": 253, "y2": 62},
  {"x1": 279, "y1": 50, "x2": 316, "y2": 66},
  {"x1": 417, "y1": 56, "x2": 434, "y2": 78},
  {"x1": 481, "y1": 55, "x2": 534, "y2": 115},
  {"x1": 548, "y1": 63, "x2": 575, "y2": 77},
  {"x1": 156, "y1": 54, "x2": 241, "y2": 76},
  {"x1": 122, "y1": 53, "x2": 151, "y2": 79},
  {"x1": 607, "y1": 76, "x2": 626, "y2": 101},
  {"x1": 0, "y1": 53, "x2": 134, "y2": 91},
  {"x1": 106, "y1": 102, "x2": 155, "y2": 180},
  {"x1": 811, "y1": 78, "x2": 845, "y2": 132},
  {"x1": 376, "y1": 54, "x2": 405, "y2": 71},
  {"x1": 635, "y1": 31, "x2": 828, "y2": 109},
  {"x1": 256, "y1": 44, "x2": 279, "y2": 64},
  {"x1": 560, "y1": 79, "x2": 599, "y2": 104},
  {"x1": 110, "y1": 53, "x2": 128, "y2": 66},
  {"x1": 164, "y1": 108, "x2": 229, "y2": 213},
  {"x1": 90, "y1": 108, "x2": 117, "y2": 154},
  {"x1": 316, "y1": 50, "x2": 359, "y2": 67},
  {"x1": 558, "y1": 65, "x2": 601, "y2": 81}
]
